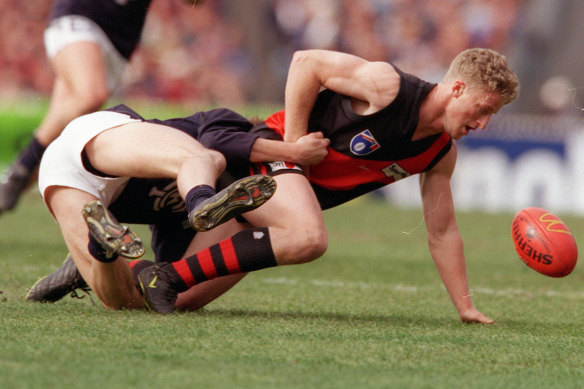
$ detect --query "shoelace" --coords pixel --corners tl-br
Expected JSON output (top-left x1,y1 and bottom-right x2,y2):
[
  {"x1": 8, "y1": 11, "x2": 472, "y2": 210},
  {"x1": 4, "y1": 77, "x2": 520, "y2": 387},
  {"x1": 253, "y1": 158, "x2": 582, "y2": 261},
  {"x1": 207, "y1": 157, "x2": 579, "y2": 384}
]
[{"x1": 69, "y1": 286, "x2": 97, "y2": 305}]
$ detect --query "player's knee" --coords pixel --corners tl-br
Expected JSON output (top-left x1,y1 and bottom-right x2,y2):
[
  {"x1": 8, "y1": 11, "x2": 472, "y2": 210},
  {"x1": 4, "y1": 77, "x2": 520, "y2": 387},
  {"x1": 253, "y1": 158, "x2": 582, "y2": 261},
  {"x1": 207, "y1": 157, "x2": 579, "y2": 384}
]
[
  {"x1": 206, "y1": 149, "x2": 227, "y2": 172},
  {"x1": 75, "y1": 87, "x2": 110, "y2": 113},
  {"x1": 193, "y1": 149, "x2": 226, "y2": 174},
  {"x1": 288, "y1": 227, "x2": 328, "y2": 264},
  {"x1": 175, "y1": 147, "x2": 226, "y2": 184},
  {"x1": 306, "y1": 228, "x2": 328, "y2": 261}
]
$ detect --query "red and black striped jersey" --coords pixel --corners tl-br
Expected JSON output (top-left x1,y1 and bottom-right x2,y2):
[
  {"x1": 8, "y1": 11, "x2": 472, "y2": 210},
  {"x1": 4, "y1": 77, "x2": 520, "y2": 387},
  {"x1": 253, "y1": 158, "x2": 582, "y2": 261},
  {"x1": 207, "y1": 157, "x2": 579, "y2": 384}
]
[{"x1": 256, "y1": 68, "x2": 452, "y2": 209}]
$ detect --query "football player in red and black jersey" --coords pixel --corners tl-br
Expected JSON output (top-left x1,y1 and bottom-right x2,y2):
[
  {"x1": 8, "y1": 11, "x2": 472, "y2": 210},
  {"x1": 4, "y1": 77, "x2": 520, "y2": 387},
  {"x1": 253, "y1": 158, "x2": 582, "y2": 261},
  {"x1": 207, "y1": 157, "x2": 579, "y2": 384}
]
[{"x1": 156, "y1": 48, "x2": 518, "y2": 323}]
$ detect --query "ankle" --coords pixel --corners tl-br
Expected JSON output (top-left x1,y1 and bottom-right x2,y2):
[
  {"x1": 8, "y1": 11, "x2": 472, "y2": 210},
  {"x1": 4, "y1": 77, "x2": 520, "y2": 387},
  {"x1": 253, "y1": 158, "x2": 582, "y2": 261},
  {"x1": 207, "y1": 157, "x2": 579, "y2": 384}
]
[
  {"x1": 17, "y1": 137, "x2": 46, "y2": 171},
  {"x1": 184, "y1": 185, "x2": 216, "y2": 214},
  {"x1": 87, "y1": 234, "x2": 119, "y2": 263}
]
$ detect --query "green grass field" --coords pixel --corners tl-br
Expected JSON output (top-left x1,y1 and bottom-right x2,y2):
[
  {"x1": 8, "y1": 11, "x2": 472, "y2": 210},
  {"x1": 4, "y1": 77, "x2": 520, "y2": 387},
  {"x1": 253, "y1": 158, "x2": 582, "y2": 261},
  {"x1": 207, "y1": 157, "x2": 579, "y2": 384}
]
[{"x1": 1, "y1": 190, "x2": 583, "y2": 388}]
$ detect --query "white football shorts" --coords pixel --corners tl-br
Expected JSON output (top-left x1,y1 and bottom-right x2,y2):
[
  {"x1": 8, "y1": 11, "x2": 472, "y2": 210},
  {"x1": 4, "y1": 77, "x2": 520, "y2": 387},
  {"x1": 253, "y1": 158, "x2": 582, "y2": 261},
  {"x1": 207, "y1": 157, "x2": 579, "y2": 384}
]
[
  {"x1": 39, "y1": 111, "x2": 140, "y2": 215},
  {"x1": 44, "y1": 15, "x2": 128, "y2": 92}
]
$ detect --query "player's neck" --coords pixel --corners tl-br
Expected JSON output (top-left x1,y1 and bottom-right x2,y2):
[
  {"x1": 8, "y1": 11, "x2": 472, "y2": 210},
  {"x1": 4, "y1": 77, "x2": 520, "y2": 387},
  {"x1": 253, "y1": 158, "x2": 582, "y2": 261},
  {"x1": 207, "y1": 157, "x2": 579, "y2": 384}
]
[{"x1": 413, "y1": 85, "x2": 448, "y2": 140}]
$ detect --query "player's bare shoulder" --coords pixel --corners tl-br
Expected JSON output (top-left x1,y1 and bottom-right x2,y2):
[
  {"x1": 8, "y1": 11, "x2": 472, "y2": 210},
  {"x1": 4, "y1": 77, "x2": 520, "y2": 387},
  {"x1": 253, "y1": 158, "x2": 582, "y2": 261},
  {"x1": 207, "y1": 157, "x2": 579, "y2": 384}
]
[
  {"x1": 350, "y1": 61, "x2": 400, "y2": 114},
  {"x1": 359, "y1": 61, "x2": 401, "y2": 111}
]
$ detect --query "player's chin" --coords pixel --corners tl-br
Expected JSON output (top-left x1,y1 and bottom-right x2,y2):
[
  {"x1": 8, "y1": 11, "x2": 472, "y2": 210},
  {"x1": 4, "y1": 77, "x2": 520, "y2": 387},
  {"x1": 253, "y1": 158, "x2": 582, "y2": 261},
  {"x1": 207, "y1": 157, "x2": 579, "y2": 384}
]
[
  {"x1": 450, "y1": 130, "x2": 466, "y2": 140},
  {"x1": 455, "y1": 126, "x2": 474, "y2": 139},
  {"x1": 444, "y1": 124, "x2": 468, "y2": 140}
]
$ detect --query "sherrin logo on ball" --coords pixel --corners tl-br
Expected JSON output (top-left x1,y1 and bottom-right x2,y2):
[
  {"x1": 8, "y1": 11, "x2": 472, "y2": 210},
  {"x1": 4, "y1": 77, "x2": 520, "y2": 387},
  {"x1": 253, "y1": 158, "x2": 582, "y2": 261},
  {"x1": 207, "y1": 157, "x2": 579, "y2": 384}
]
[{"x1": 511, "y1": 207, "x2": 578, "y2": 277}]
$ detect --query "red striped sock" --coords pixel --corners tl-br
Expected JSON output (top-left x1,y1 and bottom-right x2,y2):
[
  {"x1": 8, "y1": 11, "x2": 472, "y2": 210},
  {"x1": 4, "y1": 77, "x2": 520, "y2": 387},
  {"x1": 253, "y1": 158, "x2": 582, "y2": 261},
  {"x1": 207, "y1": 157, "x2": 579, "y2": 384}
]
[{"x1": 167, "y1": 227, "x2": 276, "y2": 291}]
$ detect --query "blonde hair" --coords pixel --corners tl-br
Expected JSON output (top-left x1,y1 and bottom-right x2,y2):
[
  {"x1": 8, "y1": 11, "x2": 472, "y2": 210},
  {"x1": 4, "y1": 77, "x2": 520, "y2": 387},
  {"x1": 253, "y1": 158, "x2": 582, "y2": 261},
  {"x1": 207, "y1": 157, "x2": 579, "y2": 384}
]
[{"x1": 444, "y1": 48, "x2": 519, "y2": 105}]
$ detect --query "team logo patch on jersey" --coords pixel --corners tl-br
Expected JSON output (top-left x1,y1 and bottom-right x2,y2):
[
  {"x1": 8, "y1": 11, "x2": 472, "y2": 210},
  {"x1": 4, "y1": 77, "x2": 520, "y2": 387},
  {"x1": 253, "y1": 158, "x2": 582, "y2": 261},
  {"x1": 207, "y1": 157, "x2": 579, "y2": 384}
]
[
  {"x1": 350, "y1": 130, "x2": 380, "y2": 155},
  {"x1": 149, "y1": 182, "x2": 185, "y2": 212},
  {"x1": 382, "y1": 163, "x2": 411, "y2": 182}
]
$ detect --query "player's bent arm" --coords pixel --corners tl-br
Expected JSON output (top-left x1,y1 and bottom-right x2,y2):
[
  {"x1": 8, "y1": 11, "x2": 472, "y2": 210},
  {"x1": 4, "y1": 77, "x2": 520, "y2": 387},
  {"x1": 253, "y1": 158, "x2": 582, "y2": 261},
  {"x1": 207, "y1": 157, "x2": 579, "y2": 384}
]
[
  {"x1": 419, "y1": 145, "x2": 494, "y2": 324},
  {"x1": 284, "y1": 50, "x2": 401, "y2": 142},
  {"x1": 249, "y1": 132, "x2": 330, "y2": 166}
]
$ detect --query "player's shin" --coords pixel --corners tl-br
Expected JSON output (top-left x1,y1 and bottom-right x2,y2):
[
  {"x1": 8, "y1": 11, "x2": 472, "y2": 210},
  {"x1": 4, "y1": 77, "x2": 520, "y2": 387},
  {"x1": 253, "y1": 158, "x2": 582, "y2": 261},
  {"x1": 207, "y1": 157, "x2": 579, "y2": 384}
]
[{"x1": 139, "y1": 227, "x2": 276, "y2": 313}]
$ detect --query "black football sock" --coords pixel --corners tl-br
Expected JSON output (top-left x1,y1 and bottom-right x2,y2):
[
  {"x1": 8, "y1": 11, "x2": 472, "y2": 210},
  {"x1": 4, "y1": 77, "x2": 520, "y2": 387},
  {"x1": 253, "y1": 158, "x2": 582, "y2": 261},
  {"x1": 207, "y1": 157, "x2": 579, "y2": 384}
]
[
  {"x1": 87, "y1": 233, "x2": 119, "y2": 263},
  {"x1": 184, "y1": 185, "x2": 216, "y2": 214},
  {"x1": 163, "y1": 227, "x2": 276, "y2": 291},
  {"x1": 17, "y1": 137, "x2": 46, "y2": 171}
]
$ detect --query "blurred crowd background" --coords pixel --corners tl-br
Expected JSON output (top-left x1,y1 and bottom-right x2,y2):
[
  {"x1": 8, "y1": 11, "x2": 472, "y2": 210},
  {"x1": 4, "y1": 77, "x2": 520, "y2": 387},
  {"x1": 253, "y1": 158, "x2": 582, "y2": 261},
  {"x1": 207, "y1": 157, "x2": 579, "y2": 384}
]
[{"x1": 1, "y1": 0, "x2": 583, "y2": 115}]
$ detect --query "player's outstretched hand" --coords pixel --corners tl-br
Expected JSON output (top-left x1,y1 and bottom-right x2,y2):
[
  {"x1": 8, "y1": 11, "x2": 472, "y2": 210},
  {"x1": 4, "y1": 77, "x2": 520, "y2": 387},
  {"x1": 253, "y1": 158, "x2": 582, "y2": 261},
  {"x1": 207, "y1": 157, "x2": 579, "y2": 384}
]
[
  {"x1": 459, "y1": 308, "x2": 494, "y2": 325},
  {"x1": 295, "y1": 132, "x2": 330, "y2": 166}
]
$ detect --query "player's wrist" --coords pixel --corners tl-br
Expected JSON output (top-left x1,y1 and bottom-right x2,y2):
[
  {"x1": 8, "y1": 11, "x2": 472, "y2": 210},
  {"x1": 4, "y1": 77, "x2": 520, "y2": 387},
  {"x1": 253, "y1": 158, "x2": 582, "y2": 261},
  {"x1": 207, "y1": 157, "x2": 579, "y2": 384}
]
[
  {"x1": 291, "y1": 142, "x2": 304, "y2": 164},
  {"x1": 453, "y1": 294, "x2": 475, "y2": 315}
]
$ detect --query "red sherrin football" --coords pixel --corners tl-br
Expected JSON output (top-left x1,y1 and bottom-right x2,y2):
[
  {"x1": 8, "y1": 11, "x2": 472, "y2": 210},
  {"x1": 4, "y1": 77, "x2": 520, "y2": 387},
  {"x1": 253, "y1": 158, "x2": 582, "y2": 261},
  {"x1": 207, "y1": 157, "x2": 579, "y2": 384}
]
[{"x1": 511, "y1": 207, "x2": 578, "y2": 277}]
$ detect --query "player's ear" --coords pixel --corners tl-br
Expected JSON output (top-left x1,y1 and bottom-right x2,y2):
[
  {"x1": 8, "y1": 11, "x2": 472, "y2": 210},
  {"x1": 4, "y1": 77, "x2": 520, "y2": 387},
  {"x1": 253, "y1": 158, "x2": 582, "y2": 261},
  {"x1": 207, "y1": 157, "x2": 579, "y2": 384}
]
[{"x1": 452, "y1": 80, "x2": 466, "y2": 98}]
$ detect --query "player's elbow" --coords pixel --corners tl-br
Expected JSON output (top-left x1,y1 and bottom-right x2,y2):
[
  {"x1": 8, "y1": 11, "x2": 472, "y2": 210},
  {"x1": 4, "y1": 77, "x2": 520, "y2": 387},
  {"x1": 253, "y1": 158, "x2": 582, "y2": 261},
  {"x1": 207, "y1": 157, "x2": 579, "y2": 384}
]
[
  {"x1": 291, "y1": 50, "x2": 310, "y2": 65},
  {"x1": 290, "y1": 50, "x2": 321, "y2": 74}
]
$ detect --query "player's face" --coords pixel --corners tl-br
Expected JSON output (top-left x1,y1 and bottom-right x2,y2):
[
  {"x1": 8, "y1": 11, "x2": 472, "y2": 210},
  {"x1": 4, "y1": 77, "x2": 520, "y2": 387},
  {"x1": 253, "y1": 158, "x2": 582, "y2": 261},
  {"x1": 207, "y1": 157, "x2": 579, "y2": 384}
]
[{"x1": 444, "y1": 82, "x2": 504, "y2": 140}]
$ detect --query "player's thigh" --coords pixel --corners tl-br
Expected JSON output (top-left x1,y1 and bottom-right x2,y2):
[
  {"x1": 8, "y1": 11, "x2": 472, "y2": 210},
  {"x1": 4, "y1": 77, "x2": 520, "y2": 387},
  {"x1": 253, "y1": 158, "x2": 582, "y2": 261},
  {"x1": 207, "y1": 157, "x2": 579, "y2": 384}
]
[
  {"x1": 244, "y1": 173, "x2": 325, "y2": 231},
  {"x1": 85, "y1": 122, "x2": 209, "y2": 179},
  {"x1": 52, "y1": 41, "x2": 108, "y2": 99}
]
